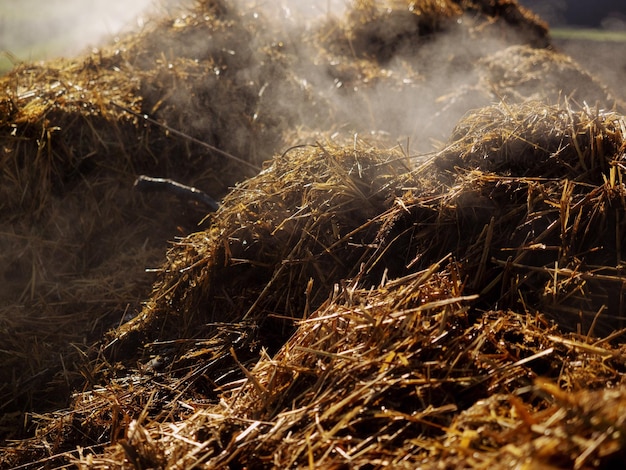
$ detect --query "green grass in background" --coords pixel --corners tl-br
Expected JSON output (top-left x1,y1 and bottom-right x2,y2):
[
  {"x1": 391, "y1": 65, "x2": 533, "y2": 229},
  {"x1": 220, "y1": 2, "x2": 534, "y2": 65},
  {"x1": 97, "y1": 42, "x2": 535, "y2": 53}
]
[
  {"x1": 552, "y1": 28, "x2": 626, "y2": 42},
  {"x1": 0, "y1": 37, "x2": 76, "y2": 75}
]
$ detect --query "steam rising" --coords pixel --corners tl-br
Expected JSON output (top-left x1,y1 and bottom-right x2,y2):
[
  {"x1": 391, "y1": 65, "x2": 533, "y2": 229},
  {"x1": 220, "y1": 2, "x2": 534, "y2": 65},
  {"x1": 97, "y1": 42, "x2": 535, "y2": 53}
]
[
  {"x1": 178, "y1": 0, "x2": 555, "y2": 154},
  {"x1": 4, "y1": 0, "x2": 616, "y2": 157},
  {"x1": 0, "y1": 0, "x2": 170, "y2": 60},
  {"x1": 1, "y1": 1, "x2": 622, "y2": 442}
]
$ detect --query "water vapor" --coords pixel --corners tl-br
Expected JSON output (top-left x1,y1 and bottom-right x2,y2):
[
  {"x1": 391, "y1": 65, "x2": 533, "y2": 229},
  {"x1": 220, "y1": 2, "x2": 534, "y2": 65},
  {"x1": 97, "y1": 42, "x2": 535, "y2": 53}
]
[
  {"x1": 7, "y1": 0, "x2": 616, "y2": 158},
  {"x1": 169, "y1": 0, "x2": 556, "y2": 154},
  {"x1": 0, "y1": 0, "x2": 187, "y2": 61}
]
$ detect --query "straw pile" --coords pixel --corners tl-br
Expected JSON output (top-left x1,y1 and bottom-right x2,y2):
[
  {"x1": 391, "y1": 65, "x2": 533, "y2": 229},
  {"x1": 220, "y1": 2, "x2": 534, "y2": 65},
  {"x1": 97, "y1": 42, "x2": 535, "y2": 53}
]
[
  {"x1": 5, "y1": 102, "x2": 626, "y2": 467},
  {"x1": 106, "y1": 143, "x2": 416, "y2": 363},
  {"x1": 0, "y1": 0, "x2": 305, "y2": 435},
  {"x1": 2, "y1": 0, "x2": 626, "y2": 468},
  {"x1": 438, "y1": 102, "x2": 626, "y2": 335}
]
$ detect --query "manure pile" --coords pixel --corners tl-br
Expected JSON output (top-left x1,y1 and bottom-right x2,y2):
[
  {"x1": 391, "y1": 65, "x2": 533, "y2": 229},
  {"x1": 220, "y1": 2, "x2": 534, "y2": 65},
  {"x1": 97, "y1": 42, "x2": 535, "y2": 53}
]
[{"x1": 2, "y1": 0, "x2": 626, "y2": 468}]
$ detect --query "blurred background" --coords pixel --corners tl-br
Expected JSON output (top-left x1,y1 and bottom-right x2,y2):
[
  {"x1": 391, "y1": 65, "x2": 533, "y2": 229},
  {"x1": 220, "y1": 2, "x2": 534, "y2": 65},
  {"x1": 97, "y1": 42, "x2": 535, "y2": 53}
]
[
  {"x1": 0, "y1": 0, "x2": 189, "y2": 73},
  {"x1": 1, "y1": 0, "x2": 625, "y2": 97},
  {"x1": 519, "y1": 0, "x2": 626, "y2": 100},
  {"x1": 520, "y1": 0, "x2": 626, "y2": 29}
]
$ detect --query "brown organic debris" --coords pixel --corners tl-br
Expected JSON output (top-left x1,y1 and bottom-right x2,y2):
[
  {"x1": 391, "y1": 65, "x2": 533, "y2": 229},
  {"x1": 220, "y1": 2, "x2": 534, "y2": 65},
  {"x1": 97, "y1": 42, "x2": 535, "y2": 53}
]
[{"x1": 2, "y1": 1, "x2": 626, "y2": 469}]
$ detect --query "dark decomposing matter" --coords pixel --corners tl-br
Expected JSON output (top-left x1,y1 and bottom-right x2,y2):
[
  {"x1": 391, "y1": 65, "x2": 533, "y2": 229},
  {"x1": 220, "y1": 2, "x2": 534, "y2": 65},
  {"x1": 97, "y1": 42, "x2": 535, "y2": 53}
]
[
  {"x1": 2, "y1": 0, "x2": 626, "y2": 469},
  {"x1": 110, "y1": 100, "x2": 261, "y2": 173}
]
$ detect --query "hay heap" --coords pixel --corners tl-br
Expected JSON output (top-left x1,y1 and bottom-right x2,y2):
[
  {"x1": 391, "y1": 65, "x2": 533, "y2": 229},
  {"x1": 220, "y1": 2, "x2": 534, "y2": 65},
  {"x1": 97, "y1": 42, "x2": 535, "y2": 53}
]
[{"x1": 2, "y1": 0, "x2": 626, "y2": 468}]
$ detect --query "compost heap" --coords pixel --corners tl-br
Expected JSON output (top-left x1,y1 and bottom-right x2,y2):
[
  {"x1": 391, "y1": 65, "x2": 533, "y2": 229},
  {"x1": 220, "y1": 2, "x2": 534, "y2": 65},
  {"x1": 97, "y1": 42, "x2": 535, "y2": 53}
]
[{"x1": 2, "y1": 0, "x2": 626, "y2": 468}]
